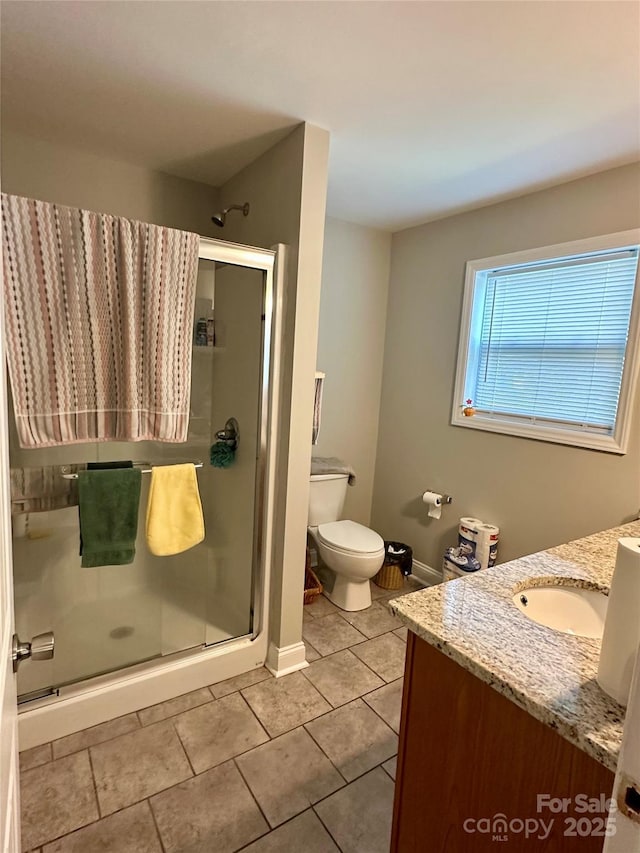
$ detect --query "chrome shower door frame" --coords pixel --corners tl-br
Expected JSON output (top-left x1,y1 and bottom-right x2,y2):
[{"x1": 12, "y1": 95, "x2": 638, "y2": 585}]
[
  {"x1": 197, "y1": 237, "x2": 282, "y2": 646},
  {"x1": 18, "y1": 237, "x2": 285, "y2": 749}
]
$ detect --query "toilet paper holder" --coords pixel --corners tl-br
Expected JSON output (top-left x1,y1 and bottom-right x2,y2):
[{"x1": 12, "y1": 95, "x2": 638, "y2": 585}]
[{"x1": 425, "y1": 490, "x2": 453, "y2": 505}]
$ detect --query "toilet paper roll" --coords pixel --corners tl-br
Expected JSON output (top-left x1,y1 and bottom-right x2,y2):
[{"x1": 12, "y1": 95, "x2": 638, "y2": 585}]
[
  {"x1": 458, "y1": 518, "x2": 482, "y2": 557},
  {"x1": 458, "y1": 518, "x2": 499, "y2": 569},
  {"x1": 422, "y1": 491, "x2": 443, "y2": 520},
  {"x1": 476, "y1": 524, "x2": 500, "y2": 570},
  {"x1": 597, "y1": 537, "x2": 640, "y2": 706},
  {"x1": 459, "y1": 518, "x2": 483, "y2": 531}
]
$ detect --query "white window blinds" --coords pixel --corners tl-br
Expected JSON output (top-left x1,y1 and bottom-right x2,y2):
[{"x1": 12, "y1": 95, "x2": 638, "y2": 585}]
[{"x1": 470, "y1": 248, "x2": 639, "y2": 433}]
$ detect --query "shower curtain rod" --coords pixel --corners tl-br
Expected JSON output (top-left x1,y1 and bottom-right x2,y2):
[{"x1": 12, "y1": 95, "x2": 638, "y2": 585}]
[{"x1": 60, "y1": 461, "x2": 203, "y2": 480}]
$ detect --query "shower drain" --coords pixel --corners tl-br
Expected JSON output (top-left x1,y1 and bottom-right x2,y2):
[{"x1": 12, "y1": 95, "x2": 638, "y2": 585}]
[{"x1": 110, "y1": 626, "x2": 135, "y2": 639}]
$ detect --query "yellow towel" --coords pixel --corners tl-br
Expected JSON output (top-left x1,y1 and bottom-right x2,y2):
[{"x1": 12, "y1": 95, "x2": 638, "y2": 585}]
[{"x1": 146, "y1": 464, "x2": 205, "y2": 556}]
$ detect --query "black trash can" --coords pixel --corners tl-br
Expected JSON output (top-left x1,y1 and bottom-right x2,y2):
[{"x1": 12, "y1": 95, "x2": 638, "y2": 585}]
[{"x1": 373, "y1": 541, "x2": 413, "y2": 590}]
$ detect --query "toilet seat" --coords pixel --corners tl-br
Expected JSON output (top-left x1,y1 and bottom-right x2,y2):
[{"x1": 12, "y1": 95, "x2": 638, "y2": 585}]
[{"x1": 317, "y1": 520, "x2": 384, "y2": 555}]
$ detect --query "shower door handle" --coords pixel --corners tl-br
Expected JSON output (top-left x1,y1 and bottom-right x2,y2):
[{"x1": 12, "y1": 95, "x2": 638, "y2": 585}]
[{"x1": 12, "y1": 631, "x2": 54, "y2": 673}]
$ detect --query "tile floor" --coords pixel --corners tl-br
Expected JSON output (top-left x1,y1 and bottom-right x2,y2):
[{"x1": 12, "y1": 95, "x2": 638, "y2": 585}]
[{"x1": 19, "y1": 577, "x2": 423, "y2": 853}]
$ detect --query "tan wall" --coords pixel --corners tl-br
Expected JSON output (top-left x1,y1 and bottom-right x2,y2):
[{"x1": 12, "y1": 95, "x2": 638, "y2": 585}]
[
  {"x1": 218, "y1": 123, "x2": 330, "y2": 652},
  {"x1": 372, "y1": 163, "x2": 640, "y2": 568},
  {"x1": 1, "y1": 130, "x2": 219, "y2": 235},
  {"x1": 315, "y1": 217, "x2": 391, "y2": 525}
]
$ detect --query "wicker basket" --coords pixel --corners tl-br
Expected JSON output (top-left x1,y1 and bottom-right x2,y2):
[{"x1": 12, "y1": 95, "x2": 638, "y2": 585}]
[
  {"x1": 304, "y1": 548, "x2": 323, "y2": 605},
  {"x1": 373, "y1": 561, "x2": 404, "y2": 590}
]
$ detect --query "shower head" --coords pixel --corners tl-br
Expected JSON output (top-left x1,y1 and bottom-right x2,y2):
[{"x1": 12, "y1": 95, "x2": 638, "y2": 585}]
[{"x1": 211, "y1": 202, "x2": 250, "y2": 228}]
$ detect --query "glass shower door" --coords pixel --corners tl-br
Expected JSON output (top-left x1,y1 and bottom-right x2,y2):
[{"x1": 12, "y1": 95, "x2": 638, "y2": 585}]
[
  {"x1": 11, "y1": 252, "x2": 272, "y2": 701},
  {"x1": 204, "y1": 264, "x2": 266, "y2": 646}
]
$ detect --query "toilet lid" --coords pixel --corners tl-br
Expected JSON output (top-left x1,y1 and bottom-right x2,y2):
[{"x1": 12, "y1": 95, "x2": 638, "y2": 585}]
[{"x1": 317, "y1": 520, "x2": 384, "y2": 555}]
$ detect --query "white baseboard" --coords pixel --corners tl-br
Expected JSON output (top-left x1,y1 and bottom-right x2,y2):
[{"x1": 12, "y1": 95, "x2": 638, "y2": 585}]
[
  {"x1": 265, "y1": 640, "x2": 309, "y2": 678},
  {"x1": 411, "y1": 560, "x2": 442, "y2": 587}
]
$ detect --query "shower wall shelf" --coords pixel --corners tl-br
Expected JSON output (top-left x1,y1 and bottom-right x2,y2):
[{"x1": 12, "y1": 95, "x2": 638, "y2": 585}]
[{"x1": 192, "y1": 346, "x2": 225, "y2": 351}]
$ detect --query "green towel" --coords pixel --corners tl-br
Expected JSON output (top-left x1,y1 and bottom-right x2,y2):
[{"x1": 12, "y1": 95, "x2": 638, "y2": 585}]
[{"x1": 78, "y1": 468, "x2": 142, "y2": 567}]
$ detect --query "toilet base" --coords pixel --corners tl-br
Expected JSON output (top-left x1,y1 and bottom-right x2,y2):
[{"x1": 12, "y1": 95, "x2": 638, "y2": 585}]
[{"x1": 324, "y1": 572, "x2": 372, "y2": 612}]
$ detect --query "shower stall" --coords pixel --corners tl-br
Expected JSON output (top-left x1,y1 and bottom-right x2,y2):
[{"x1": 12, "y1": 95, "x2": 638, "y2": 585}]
[{"x1": 11, "y1": 237, "x2": 284, "y2": 748}]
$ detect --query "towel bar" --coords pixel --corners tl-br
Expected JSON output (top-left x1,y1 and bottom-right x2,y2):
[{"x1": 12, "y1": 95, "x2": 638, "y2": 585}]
[{"x1": 60, "y1": 462, "x2": 203, "y2": 480}]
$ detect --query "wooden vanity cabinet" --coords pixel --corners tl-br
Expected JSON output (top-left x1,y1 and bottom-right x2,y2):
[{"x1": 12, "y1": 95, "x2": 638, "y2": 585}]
[{"x1": 391, "y1": 632, "x2": 615, "y2": 852}]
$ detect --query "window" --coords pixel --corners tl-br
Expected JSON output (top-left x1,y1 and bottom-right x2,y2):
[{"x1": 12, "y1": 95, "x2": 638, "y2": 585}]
[{"x1": 452, "y1": 231, "x2": 640, "y2": 453}]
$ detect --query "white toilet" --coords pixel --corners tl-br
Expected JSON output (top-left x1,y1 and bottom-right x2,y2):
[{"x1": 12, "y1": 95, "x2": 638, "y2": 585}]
[{"x1": 308, "y1": 472, "x2": 385, "y2": 611}]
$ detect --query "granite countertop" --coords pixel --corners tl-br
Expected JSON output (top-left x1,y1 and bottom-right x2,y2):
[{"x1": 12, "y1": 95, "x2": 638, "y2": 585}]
[{"x1": 389, "y1": 520, "x2": 640, "y2": 772}]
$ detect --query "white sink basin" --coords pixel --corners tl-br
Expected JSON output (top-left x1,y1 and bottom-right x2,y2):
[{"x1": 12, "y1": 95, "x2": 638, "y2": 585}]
[{"x1": 512, "y1": 583, "x2": 608, "y2": 638}]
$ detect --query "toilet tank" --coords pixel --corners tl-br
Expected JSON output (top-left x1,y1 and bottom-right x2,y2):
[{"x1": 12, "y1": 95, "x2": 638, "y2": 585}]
[{"x1": 308, "y1": 474, "x2": 349, "y2": 526}]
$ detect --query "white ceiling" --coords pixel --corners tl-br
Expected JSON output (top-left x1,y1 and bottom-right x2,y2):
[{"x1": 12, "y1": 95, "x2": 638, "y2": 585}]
[{"x1": 1, "y1": 1, "x2": 639, "y2": 231}]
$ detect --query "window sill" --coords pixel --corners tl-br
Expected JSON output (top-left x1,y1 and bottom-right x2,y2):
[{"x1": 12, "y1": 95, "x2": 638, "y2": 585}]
[{"x1": 450, "y1": 411, "x2": 627, "y2": 454}]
